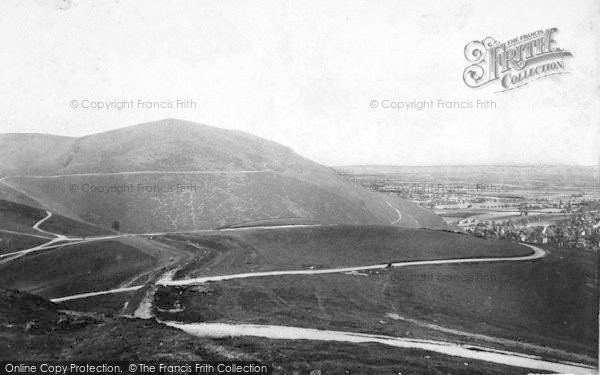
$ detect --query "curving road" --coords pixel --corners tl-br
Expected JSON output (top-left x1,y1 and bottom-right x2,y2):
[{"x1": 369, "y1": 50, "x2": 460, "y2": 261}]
[
  {"x1": 32, "y1": 211, "x2": 63, "y2": 238},
  {"x1": 2, "y1": 210, "x2": 597, "y2": 374},
  {"x1": 158, "y1": 244, "x2": 545, "y2": 286},
  {"x1": 0, "y1": 223, "x2": 323, "y2": 263},
  {"x1": 51, "y1": 243, "x2": 546, "y2": 301},
  {"x1": 165, "y1": 322, "x2": 596, "y2": 375},
  {"x1": 0, "y1": 210, "x2": 122, "y2": 263},
  {"x1": 0, "y1": 211, "x2": 73, "y2": 262}
]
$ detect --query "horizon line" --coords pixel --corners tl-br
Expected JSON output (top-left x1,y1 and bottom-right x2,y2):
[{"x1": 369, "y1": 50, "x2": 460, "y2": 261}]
[
  {"x1": 331, "y1": 163, "x2": 600, "y2": 168},
  {"x1": 1, "y1": 119, "x2": 597, "y2": 169}
]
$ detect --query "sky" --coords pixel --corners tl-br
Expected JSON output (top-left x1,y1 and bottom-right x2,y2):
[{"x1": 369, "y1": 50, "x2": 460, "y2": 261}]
[{"x1": 0, "y1": 0, "x2": 598, "y2": 166}]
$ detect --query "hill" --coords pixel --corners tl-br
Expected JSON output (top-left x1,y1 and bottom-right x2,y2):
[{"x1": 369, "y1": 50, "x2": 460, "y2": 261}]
[
  {"x1": 0, "y1": 134, "x2": 75, "y2": 177},
  {"x1": 158, "y1": 226, "x2": 530, "y2": 278},
  {"x1": 0, "y1": 119, "x2": 446, "y2": 232},
  {"x1": 0, "y1": 199, "x2": 112, "y2": 254},
  {"x1": 0, "y1": 288, "x2": 235, "y2": 361},
  {"x1": 0, "y1": 288, "x2": 541, "y2": 374},
  {"x1": 148, "y1": 228, "x2": 597, "y2": 365}
]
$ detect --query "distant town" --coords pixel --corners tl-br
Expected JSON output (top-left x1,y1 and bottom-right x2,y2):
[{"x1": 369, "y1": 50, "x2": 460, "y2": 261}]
[{"x1": 336, "y1": 166, "x2": 600, "y2": 252}]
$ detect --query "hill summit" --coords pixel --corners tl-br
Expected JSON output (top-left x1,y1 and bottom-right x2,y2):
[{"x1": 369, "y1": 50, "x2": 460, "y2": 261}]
[{"x1": 0, "y1": 119, "x2": 446, "y2": 232}]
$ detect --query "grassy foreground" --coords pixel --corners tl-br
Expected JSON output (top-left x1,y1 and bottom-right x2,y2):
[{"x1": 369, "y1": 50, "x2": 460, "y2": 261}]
[{"x1": 0, "y1": 240, "x2": 157, "y2": 298}]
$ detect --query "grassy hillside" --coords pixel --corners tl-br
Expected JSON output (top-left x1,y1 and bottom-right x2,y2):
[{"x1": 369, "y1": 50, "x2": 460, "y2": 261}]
[
  {"x1": 0, "y1": 134, "x2": 75, "y2": 177},
  {"x1": 0, "y1": 241, "x2": 157, "y2": 298},
  {"x1": 2, "y1": 222, "x2": 594, "y2": 372},
  {"x1": 0, "y1": 199, "x2": 47, "y2": 235},
  {"x1": 209, "y1": 337, "x2": 534, "y2": 375},
  {"x1": 152, "y1": 245, "x2": 597, "y2": 364},
  {"x1": 159, "y1": 226, "x2": 530, "y2": 279},
  {"x1": 0, "y1": 199, "x2": 111, "y2": 238},
  {"x1": 6, "y1": 173, "x2": 440, "y2": 232},
  {"x1": 0, "y1": 289, "x2": 532, "y2": 374},
  {"x1": 0, "y1": 200, "x2": 52, "y2": 253},
  {"x1": 0, "y1": 288, "x2": 234, "y2": 362},
  {"x1": 0, "y1": 119, "x2": 446, "y2": 231},
  {"x1": 38, "y1": 214, "x2": 113, "y2": 237},
  {"x1": 0, "y1": 233, "x2": 48, "y2": 254}
]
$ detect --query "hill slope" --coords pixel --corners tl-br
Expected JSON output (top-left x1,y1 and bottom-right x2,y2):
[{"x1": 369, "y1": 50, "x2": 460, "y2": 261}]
[
  {"x1": 0, "y1": 133, "x2": 75, "y2": 176},
  {"x1": 0, "y1": 119, "x2": 445, "y2": 232},
  {"x1": 0, "y1": 288, "x2": 233, "y2": 361}
]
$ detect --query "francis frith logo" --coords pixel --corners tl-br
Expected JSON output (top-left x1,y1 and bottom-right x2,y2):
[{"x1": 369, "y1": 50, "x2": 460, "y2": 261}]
[{"x1": 463, "y1": 28, "x2": 572, "y2": 92}]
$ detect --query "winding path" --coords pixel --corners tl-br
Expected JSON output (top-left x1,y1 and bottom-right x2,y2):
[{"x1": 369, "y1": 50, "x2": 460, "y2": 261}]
[
  {"x1": 32, "y1": 211, "x2": 62, "y2": 238},
  {"x1": 0, "y1": 224, "x2": 322, "y2": 263},
  {"x1": 158, "y1": 244, "x2": 545, "y2": 286},
  {"x1": 2, "y1": 210, "x2": 596, "y2": 374},
  {"x1": 155, "y1": 244, "x2": 593, "y2": 374},
  {"x1": 165, "y1": 322, "x2": 596, "y2": 375},
  {"x1": 386, "y1": 201, "x2": 402, "y2": 224},
  {"x1": 50, "y1": 243, "x2": 545, "y2": 301},
  {"x1": 0, "y1": 211, "x2": 121, "y2": 263},
  {"x1": 0, "y1": 211, "x2": 73, "y2": 262}
]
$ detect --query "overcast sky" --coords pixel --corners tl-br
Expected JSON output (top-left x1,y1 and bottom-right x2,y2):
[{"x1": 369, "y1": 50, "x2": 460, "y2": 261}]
[{"x1": 0, "y1": 0, "x2": 598, "y2": 166}]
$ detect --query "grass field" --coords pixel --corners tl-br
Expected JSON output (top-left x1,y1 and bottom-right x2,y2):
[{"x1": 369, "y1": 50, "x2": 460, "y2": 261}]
[
  {"x1": 211, "y1": 336, "x2": 540, "y2": 375},
  {"x1": 0, "y1": 240, "x2": 157, "y2": 299},
  {"x1": 5, "y1": 289, "x2": 511, "y2": 374},
  {"x1": 0, "y1": 199, "x2": 112, "y2": 237},
  {"x1": 0, "y1": 288, "x2": 568, "y2": 374},
  {"x1": 152, "y1": 239, "x2": 597, "y2": 364},
  {"x1": 0, "y1": 289, "x2": 233, "y2": 362},
  {"x1": 59, "y1": 290, "x2": 136, "y2": 315},
  {"x1": 1, "y1": 221, "x2": 595, "y2": 371},
  {"x1": 0, "y1": 199, "x2": 47, "y2": 235},
  {"x1": 219, "y1": 217, "x2": 319, "y2": 229},
  {"x1": 160, "y1": 226, "x2": 531, "y2": 279},
  {"x1": 0, "y1": 233, "x2": 48, "y2": 253},
  {"x1": 39, "y1": 214, "x2": 114, "y2": 237}
]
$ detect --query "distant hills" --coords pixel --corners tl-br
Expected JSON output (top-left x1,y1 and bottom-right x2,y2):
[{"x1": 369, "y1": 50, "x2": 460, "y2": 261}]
[
  {"x1": 335, "y1": 165, "x2": 599, "y2": 189},
  {"x1": 0, "y1": 119, "x2": 446, "y2": 232}
]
